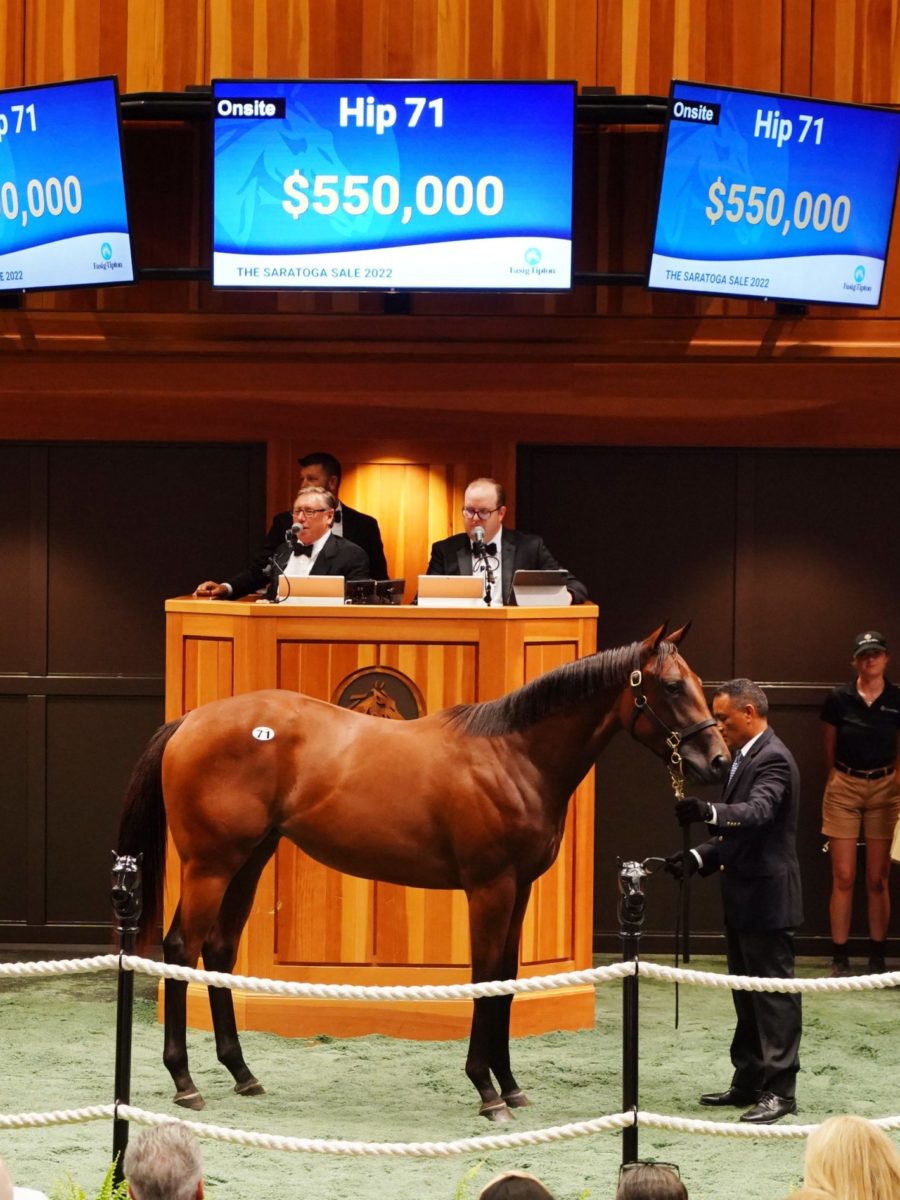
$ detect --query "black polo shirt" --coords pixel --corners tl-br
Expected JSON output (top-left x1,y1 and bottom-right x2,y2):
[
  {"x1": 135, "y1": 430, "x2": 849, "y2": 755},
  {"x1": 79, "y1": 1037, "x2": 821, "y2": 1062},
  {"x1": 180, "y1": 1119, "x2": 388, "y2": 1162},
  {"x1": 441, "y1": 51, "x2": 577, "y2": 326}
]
[{"x1": 820, "y1": 680, "x2": 900, "y2": 770}]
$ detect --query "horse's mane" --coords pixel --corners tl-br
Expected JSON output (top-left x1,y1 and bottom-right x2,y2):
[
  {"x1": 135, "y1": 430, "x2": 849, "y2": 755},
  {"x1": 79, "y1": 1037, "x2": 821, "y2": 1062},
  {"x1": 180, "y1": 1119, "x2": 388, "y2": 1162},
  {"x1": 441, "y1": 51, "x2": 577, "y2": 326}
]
[{"x1": 445, "y1": 639, "x2": 675, "y2": 737}]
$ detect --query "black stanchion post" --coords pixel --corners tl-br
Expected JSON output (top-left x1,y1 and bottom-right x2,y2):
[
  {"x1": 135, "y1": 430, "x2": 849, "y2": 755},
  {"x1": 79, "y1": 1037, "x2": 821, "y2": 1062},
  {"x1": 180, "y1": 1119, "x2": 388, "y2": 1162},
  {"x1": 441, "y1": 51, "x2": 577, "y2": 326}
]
[
  {"x1": 110, "y1": 852, "x2": 143, "y2": 1185},
  {"x1": 618, "y1": 859, "x2": 649, "y2": 1166}
]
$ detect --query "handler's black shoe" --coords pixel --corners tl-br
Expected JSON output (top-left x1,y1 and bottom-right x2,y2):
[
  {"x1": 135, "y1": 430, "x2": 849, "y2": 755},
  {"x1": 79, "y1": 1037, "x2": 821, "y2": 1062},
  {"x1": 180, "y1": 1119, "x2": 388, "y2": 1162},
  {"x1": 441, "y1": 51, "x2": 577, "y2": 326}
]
[
  {"x1": 699, "y1": 1086, "x2": 760, "y2": 1107},
  {"x1": 740, "y1": 1092, "x2": 797, "y2": 1124}
]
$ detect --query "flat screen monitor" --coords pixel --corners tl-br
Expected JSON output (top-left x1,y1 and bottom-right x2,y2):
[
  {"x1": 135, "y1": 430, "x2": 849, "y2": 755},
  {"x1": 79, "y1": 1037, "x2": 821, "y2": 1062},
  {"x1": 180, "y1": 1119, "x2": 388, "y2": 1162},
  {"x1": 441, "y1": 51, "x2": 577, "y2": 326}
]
[
  {"x1": 0, "y1": 76, "x2": 133, "y2": 291},
  {"x1": 648, "y1": 80, "x2": 900, "y2": 307},
  {"x1": 211, "y1": 79, "x2": 575, "y2": 291}
]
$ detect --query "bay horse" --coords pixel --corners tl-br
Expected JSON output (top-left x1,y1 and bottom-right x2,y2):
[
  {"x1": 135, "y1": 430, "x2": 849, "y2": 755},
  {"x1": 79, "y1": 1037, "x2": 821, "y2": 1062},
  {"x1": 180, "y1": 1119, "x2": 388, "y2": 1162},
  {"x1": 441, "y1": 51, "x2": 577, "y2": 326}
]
[{"x1": 118, "y1": 623, "x2": 728, "y2": 1120}]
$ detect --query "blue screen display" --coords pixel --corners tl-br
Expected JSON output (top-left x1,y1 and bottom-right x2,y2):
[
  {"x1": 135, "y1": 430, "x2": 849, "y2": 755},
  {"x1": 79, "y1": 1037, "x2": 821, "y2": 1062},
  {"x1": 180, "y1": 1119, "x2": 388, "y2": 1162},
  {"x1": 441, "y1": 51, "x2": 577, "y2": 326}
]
[
  {"x1": 212, "y1": 79, "x2": 575, "y2": 290},
  {"x1": 648, "y1": 80, "x2": 900, "y2": 306},
  {"x1": 0, "y1": 76, "x2": 133, "y2": 291}
]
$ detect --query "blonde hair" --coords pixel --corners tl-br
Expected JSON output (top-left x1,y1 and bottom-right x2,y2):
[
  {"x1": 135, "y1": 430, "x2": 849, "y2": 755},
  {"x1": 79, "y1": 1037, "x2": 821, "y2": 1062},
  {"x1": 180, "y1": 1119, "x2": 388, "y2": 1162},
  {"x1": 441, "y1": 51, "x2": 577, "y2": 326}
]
[
  {"x1": 798, "y1": 1115, "x2": 900, "y2": 1200},
  {"x1": 477, "y1": 1171, "x2": 556, "y2": 1200}
]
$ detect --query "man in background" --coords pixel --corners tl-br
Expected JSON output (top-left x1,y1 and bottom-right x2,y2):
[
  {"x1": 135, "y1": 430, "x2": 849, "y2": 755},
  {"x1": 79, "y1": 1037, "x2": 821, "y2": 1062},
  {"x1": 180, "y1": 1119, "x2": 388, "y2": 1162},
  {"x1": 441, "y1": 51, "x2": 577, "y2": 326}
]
[
  {"x1": 426, "y1": 477, "x2": 588, "y2": 606},
  {"x1": 123, "y1": 1124, "x2": 203, "y2": 1200}
]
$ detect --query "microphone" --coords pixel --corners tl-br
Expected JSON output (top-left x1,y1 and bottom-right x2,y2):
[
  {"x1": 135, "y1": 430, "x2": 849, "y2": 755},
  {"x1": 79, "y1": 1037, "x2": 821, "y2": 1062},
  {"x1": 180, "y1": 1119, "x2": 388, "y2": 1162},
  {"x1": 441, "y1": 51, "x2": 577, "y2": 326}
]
[
  {"x1": 285, "y1": 522, "x2": 302, "y2": 546},
  {"x1": 472, "y1": 525, "x2": 486, "y2": 558}
]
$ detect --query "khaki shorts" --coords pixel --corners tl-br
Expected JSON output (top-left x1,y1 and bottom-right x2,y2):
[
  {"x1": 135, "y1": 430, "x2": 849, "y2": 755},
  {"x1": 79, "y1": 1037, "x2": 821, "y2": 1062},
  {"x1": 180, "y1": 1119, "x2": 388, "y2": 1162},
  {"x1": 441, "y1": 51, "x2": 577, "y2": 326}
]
[{"x1": 821, "y1": 768, "x2": 900, "y2": 840}]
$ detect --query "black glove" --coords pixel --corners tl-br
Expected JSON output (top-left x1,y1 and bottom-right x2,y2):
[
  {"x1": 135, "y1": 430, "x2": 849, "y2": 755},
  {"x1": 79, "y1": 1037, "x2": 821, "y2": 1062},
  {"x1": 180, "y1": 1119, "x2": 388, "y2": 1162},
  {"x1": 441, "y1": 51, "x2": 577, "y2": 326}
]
[
  {"x1": 664, "y1": 851, "x2": 698, "y2": 881},
  {"x1": 674, "y1": 796, "x2": 714, "y2": 826}
]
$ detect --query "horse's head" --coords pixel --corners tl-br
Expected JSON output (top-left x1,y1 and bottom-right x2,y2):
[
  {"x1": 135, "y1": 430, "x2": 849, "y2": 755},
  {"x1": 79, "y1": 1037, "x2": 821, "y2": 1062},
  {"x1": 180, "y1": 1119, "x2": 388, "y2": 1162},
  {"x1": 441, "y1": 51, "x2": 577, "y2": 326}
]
[{"x1": 620, "y1": 623, "x2": 730, "y2": 785}]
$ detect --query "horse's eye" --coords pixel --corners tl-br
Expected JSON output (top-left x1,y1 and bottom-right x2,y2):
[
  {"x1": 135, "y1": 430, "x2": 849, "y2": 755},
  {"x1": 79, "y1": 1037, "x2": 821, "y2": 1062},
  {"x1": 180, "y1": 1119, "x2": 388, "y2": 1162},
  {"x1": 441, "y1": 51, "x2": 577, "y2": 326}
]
[{"x1": 665, "y1": 681, "x2": 684, "y2": 695}]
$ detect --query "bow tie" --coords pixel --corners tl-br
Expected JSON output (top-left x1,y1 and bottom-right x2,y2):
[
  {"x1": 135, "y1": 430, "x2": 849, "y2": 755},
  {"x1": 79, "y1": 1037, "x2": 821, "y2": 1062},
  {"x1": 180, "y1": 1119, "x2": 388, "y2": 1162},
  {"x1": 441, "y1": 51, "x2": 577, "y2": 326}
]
[
  {"x1": 477, "y1": 542, "x2": 497, "y2": 555},
  {"x1": 292, "y1": 542, "x2": 314, "y2": 557}
]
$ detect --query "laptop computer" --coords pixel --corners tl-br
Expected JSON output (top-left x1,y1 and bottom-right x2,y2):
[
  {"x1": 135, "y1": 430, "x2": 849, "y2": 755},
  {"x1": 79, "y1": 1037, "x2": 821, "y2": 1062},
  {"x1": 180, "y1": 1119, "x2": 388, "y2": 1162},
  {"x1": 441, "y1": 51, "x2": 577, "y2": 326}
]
[
  {"x1": 511, "y1": 569, "x2": 572, "y2": 607},
  {"x1": 417, "y1": 575, "x2": 485, "y2": 608},
  {"x1": 276, "y1": 575, "x2": 346, "y2": 605}
]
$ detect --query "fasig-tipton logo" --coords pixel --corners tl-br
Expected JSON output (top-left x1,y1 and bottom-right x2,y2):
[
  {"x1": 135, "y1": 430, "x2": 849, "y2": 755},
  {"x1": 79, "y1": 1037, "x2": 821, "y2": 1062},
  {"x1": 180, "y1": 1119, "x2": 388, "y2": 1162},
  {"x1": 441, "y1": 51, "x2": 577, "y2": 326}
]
[
  {"x1": 843, "y1": 263, "x2": 873, "y2": 295},
  {"x1": 215, "y1": 96, "x2": 286, "y2": 119},
  {"x1": 93, "y1": 241, "x2": 123, "y2": 272},
  {"x1": 670, "y1": 98, "x2": 721, "y2": 125}
]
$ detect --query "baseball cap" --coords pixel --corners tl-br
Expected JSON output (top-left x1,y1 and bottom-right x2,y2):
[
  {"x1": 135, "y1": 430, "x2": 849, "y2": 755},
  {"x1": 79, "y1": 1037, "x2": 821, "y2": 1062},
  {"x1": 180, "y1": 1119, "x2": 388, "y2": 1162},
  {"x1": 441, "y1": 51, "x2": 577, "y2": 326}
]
[{"x1": 853, "y1": 630, "x2": 888, "y2": 656}]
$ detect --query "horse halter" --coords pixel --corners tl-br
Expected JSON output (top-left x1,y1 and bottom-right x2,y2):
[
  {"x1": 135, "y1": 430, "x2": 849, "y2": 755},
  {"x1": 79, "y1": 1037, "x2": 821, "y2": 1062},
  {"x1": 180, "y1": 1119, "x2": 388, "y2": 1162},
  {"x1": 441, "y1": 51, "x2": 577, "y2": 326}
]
[{"x1": 627, "y1": 647, "x2": 717, "y2": 799}]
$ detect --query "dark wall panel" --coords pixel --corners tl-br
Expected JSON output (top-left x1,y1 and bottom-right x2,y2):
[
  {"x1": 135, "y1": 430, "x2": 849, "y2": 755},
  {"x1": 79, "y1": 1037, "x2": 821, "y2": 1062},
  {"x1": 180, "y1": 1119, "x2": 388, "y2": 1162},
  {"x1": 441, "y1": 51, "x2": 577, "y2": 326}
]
[
  {"x1": 0, "y1": 697, "x2": 29, "y2": 922},
  {"x1": 45, "y1": 696, "x2": 163, "y2": 927},
  {"x1": 517, "y1": 446, "x2": 737, "y2": 683},
  {"x1": 0, "y1": 440, "x2": 266, "y2": 944},
  {"x1": 737, "y1": 451, "x2": 900, "y2": 683},
  {"x1": 0, "y1": 448, "x2": 37, "y2": 674},
  {"x1": 518, "y1": 444, "x2": 900, "y2": 953},
  {"x1": 47, "y1": 443, "x2": 266, "y2": 676}
]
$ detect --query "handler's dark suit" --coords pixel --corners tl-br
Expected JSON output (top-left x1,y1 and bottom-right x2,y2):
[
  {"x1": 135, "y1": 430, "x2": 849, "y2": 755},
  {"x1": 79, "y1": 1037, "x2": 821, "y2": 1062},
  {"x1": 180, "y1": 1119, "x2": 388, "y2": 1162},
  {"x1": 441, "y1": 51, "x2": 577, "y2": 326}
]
[
  {"x1": 264, "y1": 505, "x2": 388, "y2": 580},
  {"x1": 425, "y1": 528, "x2": 588, "y2": 606},
  {"x1": 225, "y1": 534, "x2": 371, "y2": 600},
  {"x1": 695, "y1": 727, "x2": 803, "y2": 1099}
]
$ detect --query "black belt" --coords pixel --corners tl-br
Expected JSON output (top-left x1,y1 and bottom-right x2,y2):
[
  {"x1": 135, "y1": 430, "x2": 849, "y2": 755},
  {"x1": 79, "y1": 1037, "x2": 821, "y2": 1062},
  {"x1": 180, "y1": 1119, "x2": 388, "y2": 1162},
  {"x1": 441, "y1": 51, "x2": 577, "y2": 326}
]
[{"x1": 835, "y1": 761, "x2": 895, "y2": 781}]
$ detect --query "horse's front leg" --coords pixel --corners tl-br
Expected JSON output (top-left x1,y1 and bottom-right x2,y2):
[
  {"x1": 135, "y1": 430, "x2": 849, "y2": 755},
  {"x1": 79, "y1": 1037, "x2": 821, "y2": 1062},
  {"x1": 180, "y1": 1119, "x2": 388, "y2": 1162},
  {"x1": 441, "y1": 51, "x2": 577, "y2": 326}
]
[
  {"x1": 465, "y1": 874, "x2": 522, "y2": 1122},
  {"x1": 490, "y1": 881, "x2": 533, "y2": 1110}
]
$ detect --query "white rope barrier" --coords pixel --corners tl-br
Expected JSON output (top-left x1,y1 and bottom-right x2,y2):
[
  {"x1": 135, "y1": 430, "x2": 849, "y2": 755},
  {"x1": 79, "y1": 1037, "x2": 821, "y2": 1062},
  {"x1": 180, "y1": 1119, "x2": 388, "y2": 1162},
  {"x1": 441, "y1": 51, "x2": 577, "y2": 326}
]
[
  {"x1": 3, "y1": 951, "x2": 898, "y2": 998},
  {"x1": 5, "y1": 952, "x2": 900, "y2": 1158},
  {"x1": 5, "y1": 1100, "x2": 900, "y2": 1154}
]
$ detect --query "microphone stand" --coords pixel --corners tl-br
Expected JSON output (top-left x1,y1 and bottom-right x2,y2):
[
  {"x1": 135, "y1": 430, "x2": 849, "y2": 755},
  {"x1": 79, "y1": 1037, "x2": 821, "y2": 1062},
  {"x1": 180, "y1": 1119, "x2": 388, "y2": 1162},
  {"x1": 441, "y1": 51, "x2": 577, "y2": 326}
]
[
  {"x1": 264, "y1": 528, "x2": 296, "y2": 604},
  {"x1": 472, "y1": 526, "x2": 497, "y2": 607}
]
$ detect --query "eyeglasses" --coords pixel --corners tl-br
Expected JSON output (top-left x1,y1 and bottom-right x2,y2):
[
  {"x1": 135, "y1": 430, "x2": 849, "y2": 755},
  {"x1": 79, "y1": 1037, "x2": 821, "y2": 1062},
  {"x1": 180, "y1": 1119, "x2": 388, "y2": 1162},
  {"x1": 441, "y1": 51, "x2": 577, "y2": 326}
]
[
  {"x1": 292, "y1": 507, "x2": 330, "y2": 517},
  {"x1": 618, "y1": 1161, "x2": 680, "y2": 1180},
  {"x1": 462, "y1": 506, "x2": 501, "y2": 521}
]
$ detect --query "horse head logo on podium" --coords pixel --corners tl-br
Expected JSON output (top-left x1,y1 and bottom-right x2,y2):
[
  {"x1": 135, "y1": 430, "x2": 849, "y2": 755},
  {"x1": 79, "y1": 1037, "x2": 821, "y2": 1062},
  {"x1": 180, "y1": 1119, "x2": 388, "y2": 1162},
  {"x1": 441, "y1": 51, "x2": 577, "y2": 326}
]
[{"x1": 332, "y1": 666, "x2": 425, "y2": 720}]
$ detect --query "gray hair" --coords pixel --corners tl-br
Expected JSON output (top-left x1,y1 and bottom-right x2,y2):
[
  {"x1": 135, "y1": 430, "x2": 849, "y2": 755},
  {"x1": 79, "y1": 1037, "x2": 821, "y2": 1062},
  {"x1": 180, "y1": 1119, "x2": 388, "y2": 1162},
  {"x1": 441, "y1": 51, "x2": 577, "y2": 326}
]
[
  {"x1": 123, "y1": 1125, "x2": 202, "y2": 1200},
  {"x1": 712, "y1": 677, "x2": 769, "y2": 717},
  {"x1": 295, "y1": 485, "x2": 336, "y2": 510}
]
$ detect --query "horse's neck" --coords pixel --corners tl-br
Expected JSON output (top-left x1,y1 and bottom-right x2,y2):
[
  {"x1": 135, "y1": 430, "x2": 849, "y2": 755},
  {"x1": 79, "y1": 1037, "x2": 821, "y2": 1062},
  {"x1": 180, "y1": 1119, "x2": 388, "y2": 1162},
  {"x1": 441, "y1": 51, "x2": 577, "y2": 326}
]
[{"x1": 517, "y1": 690, "x2": 623, "y2": 797}]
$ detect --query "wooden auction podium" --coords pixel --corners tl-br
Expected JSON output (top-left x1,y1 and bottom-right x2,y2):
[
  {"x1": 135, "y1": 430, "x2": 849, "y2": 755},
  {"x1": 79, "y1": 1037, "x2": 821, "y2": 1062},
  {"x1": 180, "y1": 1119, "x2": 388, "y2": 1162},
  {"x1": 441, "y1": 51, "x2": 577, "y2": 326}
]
[{"x1": 164, "y1": 597, "x2": 599, "y2": 1040}]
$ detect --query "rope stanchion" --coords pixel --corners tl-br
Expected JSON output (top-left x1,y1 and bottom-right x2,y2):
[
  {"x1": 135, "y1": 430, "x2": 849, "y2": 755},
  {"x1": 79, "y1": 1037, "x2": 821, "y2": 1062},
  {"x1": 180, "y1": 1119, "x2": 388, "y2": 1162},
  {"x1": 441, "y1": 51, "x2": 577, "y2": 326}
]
[{"x1": 110, "y1": 853, "x2": 143, "y2": 1183}]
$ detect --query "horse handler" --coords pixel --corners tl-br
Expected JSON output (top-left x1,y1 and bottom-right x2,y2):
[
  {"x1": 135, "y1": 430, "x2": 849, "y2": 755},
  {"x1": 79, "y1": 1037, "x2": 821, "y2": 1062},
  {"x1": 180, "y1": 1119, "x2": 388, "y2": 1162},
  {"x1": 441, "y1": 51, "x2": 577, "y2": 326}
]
[{"x1": 664, "y1": 678, "x2": 803, "y2": 1125}]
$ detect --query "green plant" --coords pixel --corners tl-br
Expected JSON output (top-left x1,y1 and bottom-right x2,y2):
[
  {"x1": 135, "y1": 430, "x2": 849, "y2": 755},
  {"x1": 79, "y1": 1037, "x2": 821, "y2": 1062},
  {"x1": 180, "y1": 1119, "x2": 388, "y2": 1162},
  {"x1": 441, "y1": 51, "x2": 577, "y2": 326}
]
[
  {"x1": 453, "y1": 1159, "x2": 488, "y2": 1200},
  {"x1": 50, "y1": 1158, "x2": 129, "y2": 1200}
]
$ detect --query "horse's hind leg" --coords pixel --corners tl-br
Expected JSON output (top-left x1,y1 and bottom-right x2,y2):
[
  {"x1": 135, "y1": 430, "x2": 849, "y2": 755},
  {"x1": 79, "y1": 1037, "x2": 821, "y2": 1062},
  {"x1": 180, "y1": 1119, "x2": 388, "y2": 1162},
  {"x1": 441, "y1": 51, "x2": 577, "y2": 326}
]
[
  {"x1": 202, "y1": 834, "x2": 279, "y2": 1097},
  {"x1": 162, "y1": 901, "x2": 205, "y2": 1110},
  {"x1": 162, "y1": 869, "x2": 235, "y2": 1109}
]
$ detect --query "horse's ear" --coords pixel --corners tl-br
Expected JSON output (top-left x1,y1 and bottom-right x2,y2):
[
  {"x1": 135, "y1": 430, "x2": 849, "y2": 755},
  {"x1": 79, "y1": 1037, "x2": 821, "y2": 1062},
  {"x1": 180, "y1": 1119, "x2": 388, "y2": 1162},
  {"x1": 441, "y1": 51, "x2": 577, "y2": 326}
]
[
  {"x1": 667, "y1": 621, "x2": 692, "y2": 646},
  {"x1": 643, "y1": 622, "x2": 669, "y2": 652}
]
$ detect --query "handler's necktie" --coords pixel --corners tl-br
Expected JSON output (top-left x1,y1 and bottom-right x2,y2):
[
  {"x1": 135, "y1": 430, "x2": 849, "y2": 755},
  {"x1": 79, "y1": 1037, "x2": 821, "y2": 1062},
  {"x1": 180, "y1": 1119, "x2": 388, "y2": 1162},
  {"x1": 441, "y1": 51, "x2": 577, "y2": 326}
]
[
  {"x1": 727, "y1": 750, "x2": 743, "y2": 785},
  {"x1": 292, "y1": 543, "x2": 314, "y2": 557}
]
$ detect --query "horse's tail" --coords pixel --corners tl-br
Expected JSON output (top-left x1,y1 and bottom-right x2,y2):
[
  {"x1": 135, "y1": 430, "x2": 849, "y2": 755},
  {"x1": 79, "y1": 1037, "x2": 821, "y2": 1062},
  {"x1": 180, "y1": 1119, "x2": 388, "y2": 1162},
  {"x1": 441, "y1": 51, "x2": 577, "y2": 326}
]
[{"x1": 117, "y1": 716, "x2": 185, "y2": 949}]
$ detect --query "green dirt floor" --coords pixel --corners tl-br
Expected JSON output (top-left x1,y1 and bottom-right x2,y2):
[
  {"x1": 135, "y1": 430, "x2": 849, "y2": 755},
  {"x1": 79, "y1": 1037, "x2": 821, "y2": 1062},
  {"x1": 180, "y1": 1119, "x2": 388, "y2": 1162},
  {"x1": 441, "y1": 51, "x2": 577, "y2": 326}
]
[{"x1": 1, "y1": 956, "x2": 898, "y2": 1200}]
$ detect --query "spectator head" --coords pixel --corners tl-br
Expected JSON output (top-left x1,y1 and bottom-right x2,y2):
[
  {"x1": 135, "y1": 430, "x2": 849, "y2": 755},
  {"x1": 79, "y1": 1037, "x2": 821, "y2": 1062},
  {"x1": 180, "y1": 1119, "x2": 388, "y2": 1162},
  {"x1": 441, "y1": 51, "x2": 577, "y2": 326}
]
[
  {"x1": 616, "y1": 1161, "x2": 687, "y2": 1200},
  {"x1": 799, "y1": 1114, "x2": 900, "y2": 1200},
  {"x1": 477, "y1": 1170, "x2": 556, "y2": 1199},
  {"x1": 123, "y1": 1125, "x2": 203, "y2": 1200}
]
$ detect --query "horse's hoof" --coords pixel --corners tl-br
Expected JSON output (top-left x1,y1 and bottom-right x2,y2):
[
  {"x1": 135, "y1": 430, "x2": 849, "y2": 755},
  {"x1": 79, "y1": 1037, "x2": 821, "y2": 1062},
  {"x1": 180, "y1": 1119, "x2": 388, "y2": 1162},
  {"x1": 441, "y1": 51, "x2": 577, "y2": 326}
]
[
  {"x1": 502, "y1": 1089, "x2": 530, "y2": 1109},
  {"x1": 234, "y1": 1077, "x2": 265, "y2": 1097},
  {"x1": 174, "y1": 1089, "x2": 205, "y2": 1110},
  {"x1": 480, "y1": 1101, "x2": 513, "y2": 1123}
]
